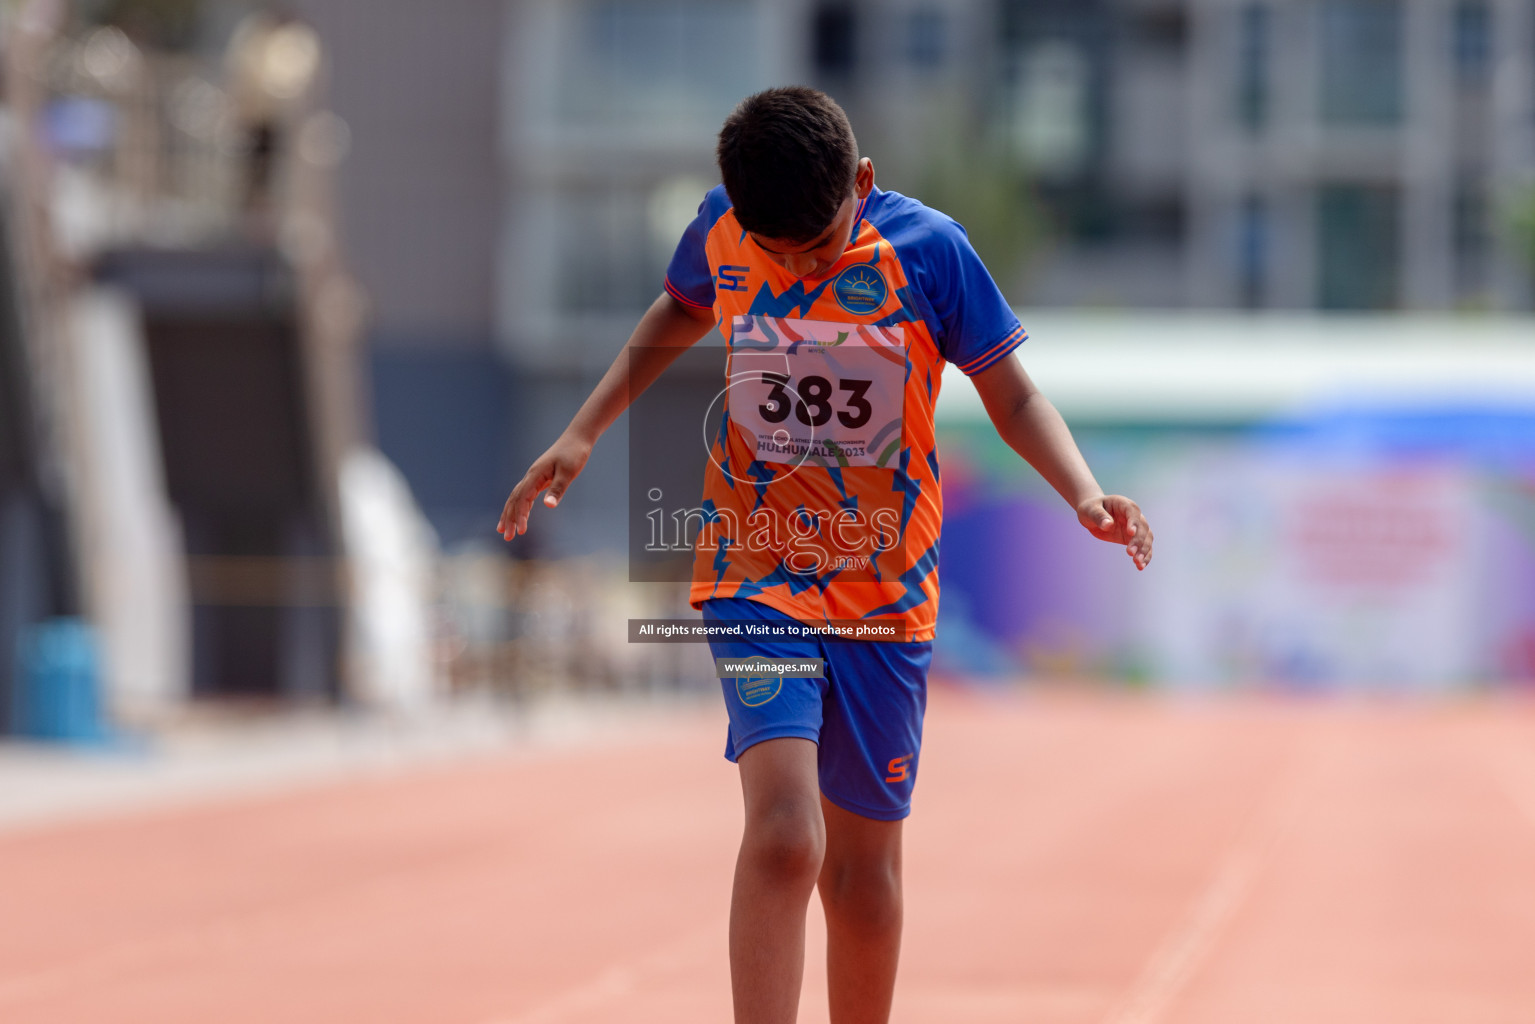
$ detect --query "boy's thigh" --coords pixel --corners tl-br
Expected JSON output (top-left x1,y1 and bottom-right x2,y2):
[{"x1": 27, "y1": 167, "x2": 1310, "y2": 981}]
[
  {"x1": 818, "y1": 638, "x2": 933, "y2": 822},
  {"x1": 703, "y1": 598, "x2": 828, "y2": 760}
]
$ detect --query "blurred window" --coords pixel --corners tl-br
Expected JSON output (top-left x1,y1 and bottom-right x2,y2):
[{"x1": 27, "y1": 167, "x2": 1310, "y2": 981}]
[
  {"x1": 907, "y1": 7, "x2": 946, "y2": 69},
  {"x1": 1129, "y1": 8, "x2": 1187, "y2": 51},
  {"x1": 1317, "y1": 185, "x2": 1400, "y2": 309},
  {"x1": 1000, "y1": 0, "x2": 1109, "y2": 190},
  {"x1": 556, "y1": 1, "x2": 760, "y2": 128},
  {"x1": 1123, "y1": 199, "x2": 1185, "y2": 244},
  {"x1": 813, "y1": 2, "x2": 858, "y2": 78},
  {"x1": 1452, "y1": 1, "x2": 1492, "y2": 89},
  {"x1": 1453, "y1": 178, "x2": 1490, "y2": 293},
  {"x1": 1011, "y1": 41, "x2": 1090, "y2": 179},
  {"x1": 1319, "y1": 0, "x2": 1404, "y2": 125},
  {"x1": 556, "y1": 186, "x2": 668, "y2": 314},
  {"x1": 1238, "y1": 194, "x2": 1269, "y2": 308},
  {"x1": 1237, "y1": 4, "x2": 1270, "y2": 132}
]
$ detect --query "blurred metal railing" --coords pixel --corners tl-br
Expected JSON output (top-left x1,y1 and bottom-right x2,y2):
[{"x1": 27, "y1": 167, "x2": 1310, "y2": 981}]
[
  {"x1": 436, "y1": 556, "x2": 708, "y2": 700},
  {"x1": 167, "y1": 550, "x2": 709, "y2": 698}
]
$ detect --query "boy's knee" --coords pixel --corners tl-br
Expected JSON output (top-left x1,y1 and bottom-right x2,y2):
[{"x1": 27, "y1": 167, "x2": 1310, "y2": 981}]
[
  {"x1": 742, "y1": 801, "x2": 825, "y2": 886},
  {"x1": 821, "y1": 856, "x2": 902, "y2": 935}
]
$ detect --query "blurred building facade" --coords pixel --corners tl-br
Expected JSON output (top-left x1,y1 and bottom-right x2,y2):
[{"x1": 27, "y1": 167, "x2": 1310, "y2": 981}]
[
  {"x1": 991, "y1": 0, "x2": 1535, "y2": 312},
  {"x1": 1182, "y1": 0, "x2": 1535, "y2": 312},
  {"x1": 500, "y1": 0, "x2": 1535, "y2": 325},
  {"x1": 251, "y1": 0, "x2": 1535, "y2": 558}
]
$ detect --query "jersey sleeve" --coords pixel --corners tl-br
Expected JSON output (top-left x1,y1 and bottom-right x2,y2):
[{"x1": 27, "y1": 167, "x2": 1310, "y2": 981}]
[
  {"x1": 664, "y1": 190, "x2": 726, "y2": 311},
  {"x1": 925, "y1": 217, "x2": 1027, "y2": 376}
]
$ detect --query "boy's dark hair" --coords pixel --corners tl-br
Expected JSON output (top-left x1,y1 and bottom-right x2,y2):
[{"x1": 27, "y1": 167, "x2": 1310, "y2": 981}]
[{"x1": 716, "y1": 86, "x2": 859, "y2": 243}]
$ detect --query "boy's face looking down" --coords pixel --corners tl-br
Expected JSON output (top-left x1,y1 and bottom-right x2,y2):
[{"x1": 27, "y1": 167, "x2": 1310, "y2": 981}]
[{"x1": 747, "y1": 157, "x2": 875, "y2": 281}]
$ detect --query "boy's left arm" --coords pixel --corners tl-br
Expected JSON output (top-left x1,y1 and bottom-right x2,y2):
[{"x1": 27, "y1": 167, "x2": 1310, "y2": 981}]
[{"x1": 969, "y1": 354, "x2": 1153, "y2": 571}]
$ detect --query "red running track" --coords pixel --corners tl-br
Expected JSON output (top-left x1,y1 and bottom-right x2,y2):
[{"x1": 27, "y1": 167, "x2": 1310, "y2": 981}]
[{"x1": 3, "y1": 687, "x2": 1535, "y2": 1023}]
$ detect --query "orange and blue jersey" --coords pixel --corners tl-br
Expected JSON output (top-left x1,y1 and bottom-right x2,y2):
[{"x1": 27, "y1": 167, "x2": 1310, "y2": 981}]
[{"x1": 665, "y1": 185, "x2": 1026, "y2": 643}]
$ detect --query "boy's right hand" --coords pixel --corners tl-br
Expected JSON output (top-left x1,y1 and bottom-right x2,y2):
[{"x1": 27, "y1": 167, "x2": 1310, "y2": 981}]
[{"x1": 498, "y1": 434, "x2": 592, "y2": 540}]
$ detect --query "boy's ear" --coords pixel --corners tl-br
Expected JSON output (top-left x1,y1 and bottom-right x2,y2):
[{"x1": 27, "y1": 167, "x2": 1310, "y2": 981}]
[{"x1": 855, "y1": 157, "x2": 875, "y2": 199}]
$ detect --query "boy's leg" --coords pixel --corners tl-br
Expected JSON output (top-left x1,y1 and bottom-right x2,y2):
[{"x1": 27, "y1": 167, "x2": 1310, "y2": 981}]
[
  {"x1": 811, "y1": 634, "x2": 930, "y2": 1024},
  {"x1": 818, "y1": 796, "x2": 903, "y2": 1024},
  {"x1": 732, "y1": 736, "x2": 825, "y2": 1024}
]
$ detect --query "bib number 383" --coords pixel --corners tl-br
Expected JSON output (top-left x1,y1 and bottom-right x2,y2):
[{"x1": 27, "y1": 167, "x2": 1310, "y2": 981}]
[
  {"x1": 727, "y1": 315, "x2": 905, "y2": 469},
  {"x1": 757, "y1": 373, "x2": 872, "y2": 429}
]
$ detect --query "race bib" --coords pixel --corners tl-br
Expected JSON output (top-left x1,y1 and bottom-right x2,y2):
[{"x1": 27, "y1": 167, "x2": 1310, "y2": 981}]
[{"x1": 726, "y1": 315, "x2": 906, "y2": 469}]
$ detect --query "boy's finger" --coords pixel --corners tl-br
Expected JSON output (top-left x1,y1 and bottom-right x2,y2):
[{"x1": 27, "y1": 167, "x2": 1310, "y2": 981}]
[
  {"x1": 1080, "y1": 500, "x2": 1111, "y2": 530},
  {"x1": 544, "y1": 464, "x2": 577, "y2": 508},
  {"x1": 517, "y1": 487, "x2": 541, "y2": 530},
  {"x1": 504, "y1": 468, "x2": 550, "y2": 537},
  {"x1": 498, "y1": 486, "x2": 528, "y2": 538},
  {"x1": 1127, "y1": 514, "x2": 1153, "y2": 568},
  {"x1": 1114, "y1": 498, "x2": 1145, "y2": 538}
]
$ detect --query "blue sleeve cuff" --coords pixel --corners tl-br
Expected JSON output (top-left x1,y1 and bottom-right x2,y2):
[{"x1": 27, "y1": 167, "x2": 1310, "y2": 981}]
[
  {"x1": 665, "y1": 277, "x2": 713, "y2": 310},
  {"x1": 957, "y1": 324, "x2": 1027, "y2": 376}
]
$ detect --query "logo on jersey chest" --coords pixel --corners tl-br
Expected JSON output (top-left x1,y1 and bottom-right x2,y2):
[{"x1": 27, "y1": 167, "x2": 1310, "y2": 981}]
[
  {"x1": 717, "y1": 265, "x2": 750, "y2": 292},
  {"x1": 833, "y1": 265, "x2": 888, "y2": 314}
]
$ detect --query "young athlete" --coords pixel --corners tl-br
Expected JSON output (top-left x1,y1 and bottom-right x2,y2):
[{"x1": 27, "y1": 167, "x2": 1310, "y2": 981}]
[{"x1": 498, "y1": 86, "x2": 1152, "y2": 1024}]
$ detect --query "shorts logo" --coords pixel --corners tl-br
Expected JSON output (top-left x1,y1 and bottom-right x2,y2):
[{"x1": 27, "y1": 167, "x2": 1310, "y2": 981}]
[
  {"x1": 833, "y1": 265, "x2": 888, "y2": 314},
  {"x1": 885, "y1": 754, "x2": 913, "y2": 783},
  {"x1": 735, "y1": 658, "x2": 783, "y2": 707}
]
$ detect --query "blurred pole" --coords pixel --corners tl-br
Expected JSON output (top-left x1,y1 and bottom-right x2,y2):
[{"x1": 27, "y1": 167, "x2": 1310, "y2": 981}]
[
  {"x1": 269, "y1": 39, "x2": 379, "y2": 706},
  {"x1": 1, "y1": 1, "x2": 83, "y2": 593}
]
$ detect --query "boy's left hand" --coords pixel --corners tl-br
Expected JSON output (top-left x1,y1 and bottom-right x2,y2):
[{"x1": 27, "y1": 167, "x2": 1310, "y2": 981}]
[{"x1": 1076, "y1": 495, "x2": 1153, "y2": 571}]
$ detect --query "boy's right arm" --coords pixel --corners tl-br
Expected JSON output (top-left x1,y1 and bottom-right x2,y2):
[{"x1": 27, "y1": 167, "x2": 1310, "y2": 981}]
[{"x1": 498, "y1": 292, "x2": 716, "y2": 540}]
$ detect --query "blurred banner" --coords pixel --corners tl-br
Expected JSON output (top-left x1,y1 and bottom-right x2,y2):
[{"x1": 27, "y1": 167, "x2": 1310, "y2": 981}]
[{"x1": 936, "y1": 314, "x2": 1535, "y2": 690}]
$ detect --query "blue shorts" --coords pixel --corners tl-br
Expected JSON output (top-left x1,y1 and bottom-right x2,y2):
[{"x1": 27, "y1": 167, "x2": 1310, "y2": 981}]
[{"x1": 702, "y1": 598, "x2": 933, "y2": 821}]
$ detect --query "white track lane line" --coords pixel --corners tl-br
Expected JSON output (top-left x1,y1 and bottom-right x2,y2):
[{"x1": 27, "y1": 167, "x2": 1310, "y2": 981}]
[
  {"x1": 476, "y1": 922, "x2": 721, "y2": 1024},
  {"x1": 1100, "y1": 725, "x2": 1328, "y2": 1024}
]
